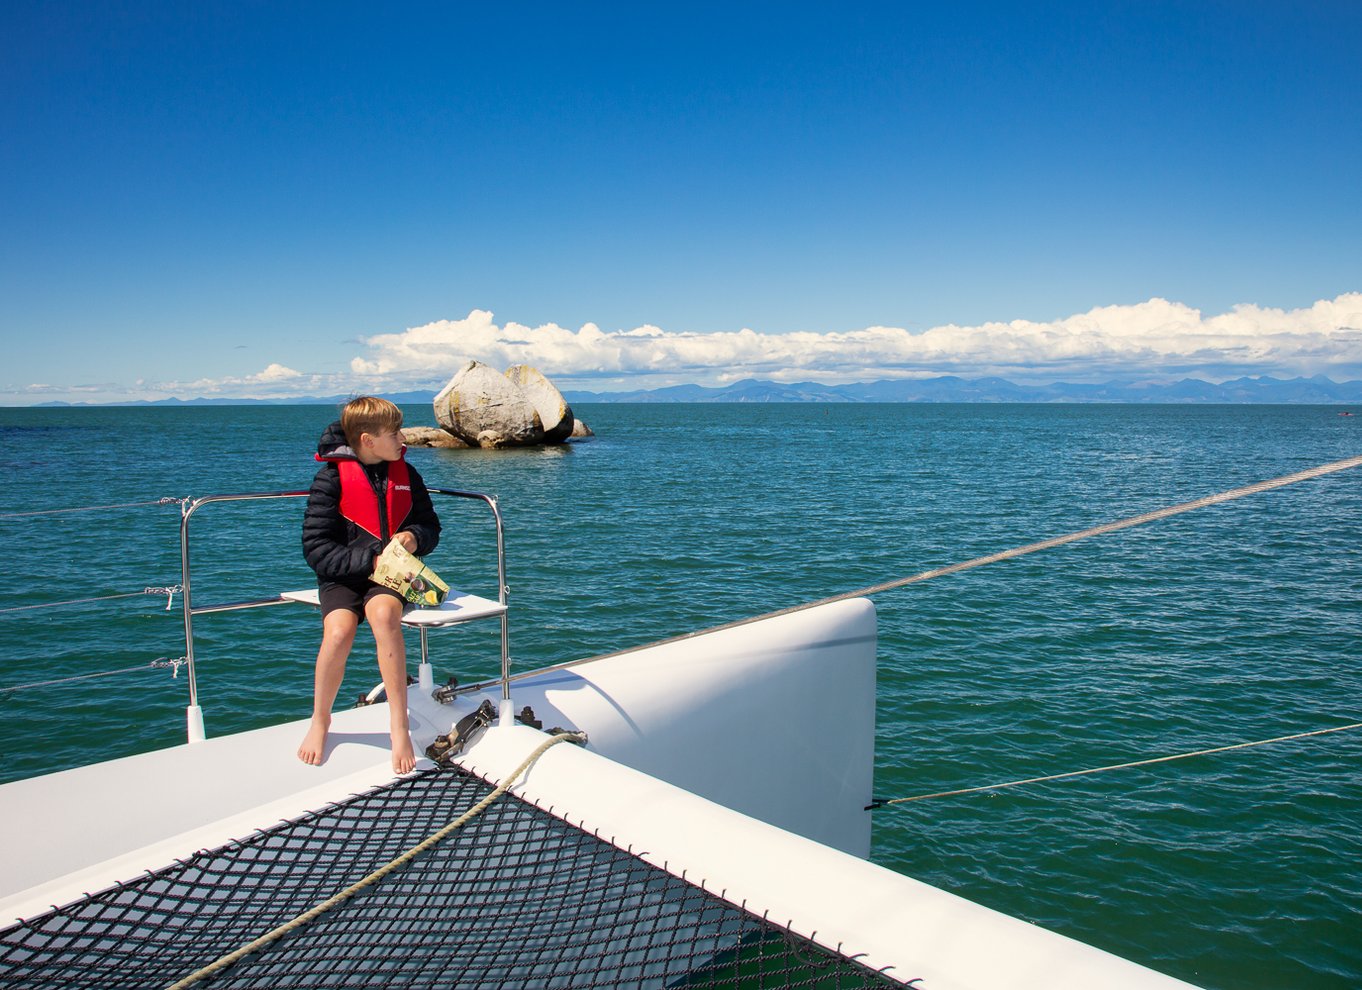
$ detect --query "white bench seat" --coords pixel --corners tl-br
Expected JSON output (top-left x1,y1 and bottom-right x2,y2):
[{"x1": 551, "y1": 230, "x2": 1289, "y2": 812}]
[{"x1": 281, "y1": 588, "x2": 506, "y2": 626}]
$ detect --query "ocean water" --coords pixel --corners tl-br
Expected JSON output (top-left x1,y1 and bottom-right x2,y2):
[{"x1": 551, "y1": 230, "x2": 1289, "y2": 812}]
[{"x1": 1, "y1": 402, "x2": 1359, "y2": 989}]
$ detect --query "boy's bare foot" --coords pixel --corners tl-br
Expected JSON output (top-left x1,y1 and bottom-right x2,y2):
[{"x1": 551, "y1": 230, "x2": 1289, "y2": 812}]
[
  {"x1": 298, "y1": 718, "x2": 330, "y2": 766},
  {"x1": 391, "y1": 731, "x2": 416, "y2": 774}
]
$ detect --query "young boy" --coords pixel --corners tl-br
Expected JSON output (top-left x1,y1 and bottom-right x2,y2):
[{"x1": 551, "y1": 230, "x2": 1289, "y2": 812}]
[{"x1": 298, "y1": 396, "x2": 441, "y2": 773}]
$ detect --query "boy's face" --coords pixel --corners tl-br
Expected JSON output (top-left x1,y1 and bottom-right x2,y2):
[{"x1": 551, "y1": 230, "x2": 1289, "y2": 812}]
[{"x1": 361, "y1": 426, "x2": 405, "y2": 463}]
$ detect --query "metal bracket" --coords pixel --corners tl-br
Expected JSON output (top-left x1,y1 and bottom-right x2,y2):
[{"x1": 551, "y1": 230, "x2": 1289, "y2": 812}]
[
  {"x1": 432, "y1": 676, "x2": 460, "y2": 705},
  {"x1": 425, "y1": 699, "x2": 497, "y2": 766}
]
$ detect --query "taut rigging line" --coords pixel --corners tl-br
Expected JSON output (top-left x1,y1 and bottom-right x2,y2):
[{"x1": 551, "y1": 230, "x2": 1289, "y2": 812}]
[
  {"x1": 866, "y1": 720, "x2": 1362, "y2": 808},
  {"x1": 510, "y1": 453, "x2": 1362, "y2": 681}
]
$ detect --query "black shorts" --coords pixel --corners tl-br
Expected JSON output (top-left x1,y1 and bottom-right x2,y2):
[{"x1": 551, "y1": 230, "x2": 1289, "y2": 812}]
[{"x1": 318, "y1": 582, "x2": 405, "y2": 621}]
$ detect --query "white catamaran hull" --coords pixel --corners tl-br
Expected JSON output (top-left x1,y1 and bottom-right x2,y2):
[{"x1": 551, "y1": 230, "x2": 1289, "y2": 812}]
[{"x1": 0, "y1": 598, "x2": 1198, "y2": 989}]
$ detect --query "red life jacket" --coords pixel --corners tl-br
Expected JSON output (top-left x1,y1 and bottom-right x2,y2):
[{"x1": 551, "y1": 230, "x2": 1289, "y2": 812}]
[{"x1": 334, "y1": 458, "x2": 412, "y2": 540}]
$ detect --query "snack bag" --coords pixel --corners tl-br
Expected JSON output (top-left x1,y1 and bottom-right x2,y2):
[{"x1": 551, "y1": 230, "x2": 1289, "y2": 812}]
[{"x1": 370, "y1": 539, "x2": 449, "y2": 607}]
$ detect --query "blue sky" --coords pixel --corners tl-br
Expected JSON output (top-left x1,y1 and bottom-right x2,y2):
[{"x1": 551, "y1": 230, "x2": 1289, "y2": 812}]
[{"x1": 3, "y1": 1, "x2": 1360, "y2": 403}]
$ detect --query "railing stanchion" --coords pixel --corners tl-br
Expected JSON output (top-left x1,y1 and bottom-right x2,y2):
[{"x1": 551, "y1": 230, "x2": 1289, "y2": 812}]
[
  {"x1": 426, "y1": 488, "x2": 511, "y2": 722},
  {"x1": 179, "y1": 498, "x2": 205, "y2": 743}
]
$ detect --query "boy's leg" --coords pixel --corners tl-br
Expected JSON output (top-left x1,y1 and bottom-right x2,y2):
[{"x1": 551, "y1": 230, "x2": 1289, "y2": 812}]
[
  {"x1": 366, "y1": 593, "x2": 415, "y2": 773},
  {"x1": 297, "y1": 608, "x2": 359, "y2": 765}
]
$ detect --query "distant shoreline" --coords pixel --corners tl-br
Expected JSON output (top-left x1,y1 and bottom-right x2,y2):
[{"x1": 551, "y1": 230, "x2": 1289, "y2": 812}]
[{"x1": 11, "y1": 373, "x2": 1362, "y2": 408}]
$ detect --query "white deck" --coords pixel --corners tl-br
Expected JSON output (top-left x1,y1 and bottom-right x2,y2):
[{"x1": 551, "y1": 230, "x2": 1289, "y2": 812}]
[
  {"x1": 0, "y1": 692, "x2": 423, "y2": 920},
  {"x1": 0, "y1": 597, "x2": 876, "y2": 917}
]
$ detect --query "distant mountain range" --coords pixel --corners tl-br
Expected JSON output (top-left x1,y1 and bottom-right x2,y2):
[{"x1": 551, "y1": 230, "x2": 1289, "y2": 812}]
[
  {"x1": 563, "y1": 374, "x2": 1362, "y2": 404},
  {"x1": 31, "y1": 375, "x2": 1362, "y2": 407},
  {"x1": 34, "y1": 391, "x2": 438, "y2": 408}
]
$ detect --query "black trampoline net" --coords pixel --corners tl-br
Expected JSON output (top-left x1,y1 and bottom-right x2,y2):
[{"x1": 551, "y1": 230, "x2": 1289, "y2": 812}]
[{"x1": 0, "y1": 765, "x2": 910, "y2": 989}]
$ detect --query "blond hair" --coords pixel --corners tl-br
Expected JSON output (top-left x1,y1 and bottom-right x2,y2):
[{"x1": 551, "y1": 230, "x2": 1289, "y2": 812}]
[{"x1": 341, "y1": 396, "x2": 403, "y2": 450}]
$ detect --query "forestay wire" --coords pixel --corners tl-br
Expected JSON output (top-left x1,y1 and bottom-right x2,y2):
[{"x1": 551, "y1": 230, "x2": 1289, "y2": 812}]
[
  {"x1": 506, "y1": 453, "x2": 1362, "y2": 806},
  {"x1": 513, "y1": 453, "x2": 1362, "y2": 680},
  {"x1": 807, "y1": 453, "x2": 1362, "y2": 604}
]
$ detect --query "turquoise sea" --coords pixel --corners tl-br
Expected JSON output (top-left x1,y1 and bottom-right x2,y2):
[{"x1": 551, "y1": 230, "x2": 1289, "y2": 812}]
[{"x1": 1, "y1": 402, "x2": 1359, "y2": 989}]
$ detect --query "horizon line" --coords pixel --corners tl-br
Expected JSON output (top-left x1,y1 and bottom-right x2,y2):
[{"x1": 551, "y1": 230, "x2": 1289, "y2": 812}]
[{"x1": 9, "y1": 371, "x2": 1362, "y2": 409}]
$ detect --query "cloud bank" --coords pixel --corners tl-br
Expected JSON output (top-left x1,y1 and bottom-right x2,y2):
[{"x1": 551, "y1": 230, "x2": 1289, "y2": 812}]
[
  {"x1": 346, "y1": 294, "x2": 1362, "y2": 391},
  {"x1": 9, "y1": 294, "x2": 1361, "y2": 404},
  {"x1": 6, "y1": 363, "x2": 322, "y2": 405}
]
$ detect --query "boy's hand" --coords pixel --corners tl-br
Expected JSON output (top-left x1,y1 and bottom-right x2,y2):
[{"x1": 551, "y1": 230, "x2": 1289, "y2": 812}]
[{"x1": 394, "y1": 531, "x2": 418, "y2": 554}]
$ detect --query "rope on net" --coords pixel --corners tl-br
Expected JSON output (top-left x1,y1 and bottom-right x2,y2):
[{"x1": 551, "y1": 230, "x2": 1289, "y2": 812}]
[
  {"x1": 0, "y1": 657, "x2": 187, "y2": 695},
  {"x1": 866, "y1": 719, "x2": 1362, "y2": 808},
  {"x1": 0, "y1": 585, "x2": 182, "y2": 615},
  {"x1": 165, "y1": 730, "x2": 586, "y2": 990}
]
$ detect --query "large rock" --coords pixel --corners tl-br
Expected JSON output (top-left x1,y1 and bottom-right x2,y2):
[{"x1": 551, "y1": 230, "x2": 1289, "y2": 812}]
[
  {"x1": 505, "y1": 364, "x2": 575, "y2": 444},
  {"x1": 434, "y1": 361, "x2": 544, "y2": 448}
]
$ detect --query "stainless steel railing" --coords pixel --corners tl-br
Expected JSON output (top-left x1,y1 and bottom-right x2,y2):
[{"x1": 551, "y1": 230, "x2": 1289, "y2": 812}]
[{"x1": 178, "y1": 487, "x2": 508, "y2": 743}]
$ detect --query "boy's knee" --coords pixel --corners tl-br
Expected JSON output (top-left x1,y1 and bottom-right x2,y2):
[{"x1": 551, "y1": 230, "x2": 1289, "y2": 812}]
[
  {"x1": 366, "y1": 592, "x2": 401, "y2": 616},
  {"x1": 321, "y1": 611, "x2": 359, "y2": 647},
  {"x1": 365, "y1": 596, "x2": 404, "y2": 632}
]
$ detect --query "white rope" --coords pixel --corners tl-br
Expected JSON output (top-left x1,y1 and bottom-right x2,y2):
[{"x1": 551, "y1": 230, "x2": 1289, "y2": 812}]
[
  {"x1": 165, "y1": 731, "x2": 584, "y2": 990},
  {"x1": 873, "y1": 720, "x2": 1362, "y2": 806}
]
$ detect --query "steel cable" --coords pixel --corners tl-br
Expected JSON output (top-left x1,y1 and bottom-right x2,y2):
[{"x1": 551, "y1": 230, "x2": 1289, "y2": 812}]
[{"x1": 0, "y1": 497, "x2": 185, "y2": 519}]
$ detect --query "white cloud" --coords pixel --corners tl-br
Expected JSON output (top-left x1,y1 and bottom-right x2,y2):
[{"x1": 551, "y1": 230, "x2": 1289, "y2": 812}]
[
  {"x1": 250, "y1": 363, "x2": 302, "y2": 383},
  {"x1": 2, "y1": 363, "x2": 316, "y2": 405},
  {"x1": 345, "y1": 293, "x2": 1362, "y2": 389},
  {"x1": 150, "y1": 364, "x2": 321, "y2": 398},
  {"x1": 10, "y1": 295, "x2": 1360, "y2": 405}
]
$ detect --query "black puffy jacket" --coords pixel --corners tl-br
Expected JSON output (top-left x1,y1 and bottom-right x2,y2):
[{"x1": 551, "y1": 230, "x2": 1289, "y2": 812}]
[{"x1": 301, "y1": 421, "x2": 441, "y2": 585}]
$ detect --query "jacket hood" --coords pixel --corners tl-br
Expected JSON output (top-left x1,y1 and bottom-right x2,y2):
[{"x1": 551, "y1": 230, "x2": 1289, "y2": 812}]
[{"x1": 316, "y1": 420, "x2": 358, "y2": 462}]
